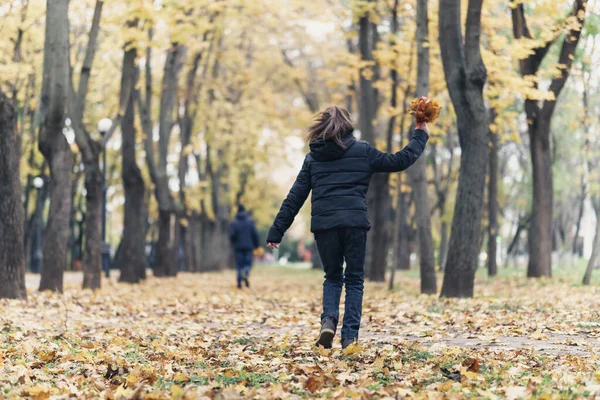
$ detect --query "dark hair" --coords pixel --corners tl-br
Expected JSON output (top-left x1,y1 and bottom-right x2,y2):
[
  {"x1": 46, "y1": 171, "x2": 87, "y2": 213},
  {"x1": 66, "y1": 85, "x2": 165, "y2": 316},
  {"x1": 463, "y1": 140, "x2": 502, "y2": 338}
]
[
  {"x1": 307, "y1": 105, "x2": 354, "y2": 147},
  {"x1": 237, "y1": 204, "x2": 246, "y2": 213}
]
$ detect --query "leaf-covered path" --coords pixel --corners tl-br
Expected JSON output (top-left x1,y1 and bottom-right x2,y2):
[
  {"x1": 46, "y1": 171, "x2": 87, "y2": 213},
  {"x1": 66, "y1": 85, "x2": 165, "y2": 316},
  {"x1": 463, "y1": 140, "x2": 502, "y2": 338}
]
[{"x1": 4, "y1": 267, "x2": 600, "y2": 399}]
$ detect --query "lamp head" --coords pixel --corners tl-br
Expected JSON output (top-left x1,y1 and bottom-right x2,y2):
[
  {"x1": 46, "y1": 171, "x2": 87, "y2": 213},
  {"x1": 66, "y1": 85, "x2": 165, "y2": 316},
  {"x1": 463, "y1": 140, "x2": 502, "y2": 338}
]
[
  {"x1": 98, "y1": 118, "x2": 112, "y2": 134},
  {"x1": 33, "y1": 177, "x2": 44, "y2": 189}
]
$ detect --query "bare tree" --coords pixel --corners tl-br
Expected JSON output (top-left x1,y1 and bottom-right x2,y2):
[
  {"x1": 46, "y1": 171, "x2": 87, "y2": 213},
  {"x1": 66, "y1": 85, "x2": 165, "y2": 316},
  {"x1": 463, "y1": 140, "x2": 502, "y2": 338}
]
[
  {"x1": 438, "y1": 0, "x2": 488, "y2": 297},
  {"x1": 0, "y1": 89, "x2": 27, "y2": 299},
  {"x1": 511, "y1": 0, "x2": 587, "y2": 277},
  {"x1": 38, "y1": 0, "x2": 71, "y2": 293}
]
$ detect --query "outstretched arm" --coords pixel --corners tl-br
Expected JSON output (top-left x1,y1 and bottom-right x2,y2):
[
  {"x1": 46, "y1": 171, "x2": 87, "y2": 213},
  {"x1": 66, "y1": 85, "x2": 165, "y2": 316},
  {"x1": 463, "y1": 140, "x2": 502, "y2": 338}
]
[
  {"x1": 368, "y1": 126, "x2": 429, "y2": 173},
  {"x1": 267, "y1": 156, "x2": 312, "y2": 244}
]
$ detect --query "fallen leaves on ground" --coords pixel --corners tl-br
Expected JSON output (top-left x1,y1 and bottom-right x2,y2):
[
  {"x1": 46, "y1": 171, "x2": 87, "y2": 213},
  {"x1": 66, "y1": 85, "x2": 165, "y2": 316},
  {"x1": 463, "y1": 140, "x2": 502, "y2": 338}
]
[{"x1": 2, "y1": 267, "x2": 600, "y2": 399}]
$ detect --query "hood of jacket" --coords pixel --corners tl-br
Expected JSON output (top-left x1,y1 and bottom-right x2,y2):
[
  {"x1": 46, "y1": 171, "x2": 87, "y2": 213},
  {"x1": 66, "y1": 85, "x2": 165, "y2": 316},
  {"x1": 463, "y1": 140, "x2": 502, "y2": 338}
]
[
  {"x1": 309, "y1": 133, "x2": 356, "y2": 162},
  {"x1": 236, "y1": 211, "x2": 249, "y2": 221}
]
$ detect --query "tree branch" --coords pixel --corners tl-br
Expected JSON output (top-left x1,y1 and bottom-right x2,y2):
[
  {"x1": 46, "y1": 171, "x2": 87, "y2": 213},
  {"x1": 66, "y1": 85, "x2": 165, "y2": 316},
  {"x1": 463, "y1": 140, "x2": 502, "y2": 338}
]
[
  {"x1": 136, "y1": 89, "x2": 158, "y2": 185},
  {"x1": 75, "y1": 0, "x2": 104, "y2": 122},
  {"x1": 541, "y1": 0, "x2": 587, "y2": 119},
  {"x1": 464, "y1": 0, "x2": 486, "y2": 87}
]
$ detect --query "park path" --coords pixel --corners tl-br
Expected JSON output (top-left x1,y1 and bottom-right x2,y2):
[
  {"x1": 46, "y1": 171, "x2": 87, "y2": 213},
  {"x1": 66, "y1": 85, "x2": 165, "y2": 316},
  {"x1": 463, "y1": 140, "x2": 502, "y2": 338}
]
[{"x1": 21, "y1": 271, "x2": 600, "y2": 357}]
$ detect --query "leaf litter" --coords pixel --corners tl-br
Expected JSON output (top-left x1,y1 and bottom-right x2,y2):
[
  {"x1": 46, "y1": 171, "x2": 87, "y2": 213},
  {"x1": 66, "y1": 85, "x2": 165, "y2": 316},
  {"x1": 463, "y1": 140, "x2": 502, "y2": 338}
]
[{"x1": 2, "y1": 269, "x2": 600, "y2": 398}]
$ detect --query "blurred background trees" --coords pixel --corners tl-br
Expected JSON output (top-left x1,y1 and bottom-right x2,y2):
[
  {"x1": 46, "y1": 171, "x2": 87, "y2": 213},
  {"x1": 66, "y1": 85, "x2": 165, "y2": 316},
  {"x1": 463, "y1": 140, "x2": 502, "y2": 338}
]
[{"x1": 0, "y1": 0, "x2": 597, "y2": 298}]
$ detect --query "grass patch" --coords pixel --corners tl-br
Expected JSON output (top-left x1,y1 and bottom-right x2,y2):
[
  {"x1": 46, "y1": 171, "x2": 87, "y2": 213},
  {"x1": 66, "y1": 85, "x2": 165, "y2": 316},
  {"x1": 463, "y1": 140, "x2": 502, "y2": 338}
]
[
  {"x1": 402, "y1": 348, "x2": 436, "y2": 363},
  {"x1": 214, "y1": 370, "x2": 279, "y2": 388},
  {"x1": 233, "y1": 338, "x2": 254, "y2": 345}
]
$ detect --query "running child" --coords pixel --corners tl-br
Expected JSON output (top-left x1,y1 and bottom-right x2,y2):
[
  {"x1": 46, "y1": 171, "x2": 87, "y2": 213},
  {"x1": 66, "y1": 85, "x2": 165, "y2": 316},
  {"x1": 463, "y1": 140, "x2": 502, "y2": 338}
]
[{"x1": 266, "y1": 105, "x2": 429, "y2": 349}]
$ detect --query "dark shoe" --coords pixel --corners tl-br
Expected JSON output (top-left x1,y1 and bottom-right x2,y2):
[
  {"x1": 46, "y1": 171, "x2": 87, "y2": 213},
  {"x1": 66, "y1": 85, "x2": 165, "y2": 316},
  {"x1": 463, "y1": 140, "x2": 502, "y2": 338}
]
[
  {"x1": 342, "y1": 338, "x2": 356, "y2": 350},
  {"x1": 316, "y1": 317, "x2": 337, "y2": 349},
  {"x1": 244, "y1": 278, "x2": 250, "y2": 288}
]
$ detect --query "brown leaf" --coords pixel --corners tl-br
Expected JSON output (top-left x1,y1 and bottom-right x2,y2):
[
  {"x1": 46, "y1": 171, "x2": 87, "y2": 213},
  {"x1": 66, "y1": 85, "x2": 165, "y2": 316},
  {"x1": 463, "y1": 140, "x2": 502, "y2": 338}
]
[
  {"x1": 304, "y1": 376, "x2": 324, "y2": 393},
  {"x1": 462, "y1": 357, "x2": 481, "y2": 372}
]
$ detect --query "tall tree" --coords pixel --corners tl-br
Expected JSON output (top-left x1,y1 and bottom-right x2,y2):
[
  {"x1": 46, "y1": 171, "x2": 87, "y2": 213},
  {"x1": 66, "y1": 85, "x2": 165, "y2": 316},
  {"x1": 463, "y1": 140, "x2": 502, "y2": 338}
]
[
  {"x1": 68, "y1": 0, "x2": 132, "y2": 289},
  {"x1": 68, "y1": 0, "x2": 104, "y2": 289},
  {"x1": 511, "y1": 0, "x2": 587, "y2": 277},
  {"x1": 438, "y1": 0, "x2": 488, "y2": 297},
  {"x1": 38, "y1": 0, "x2": 71, "y2": 293},
  {"x1": 138, "y1": 36, "x2": 186, "y2": 277},
  {"x1": 408, "y1": 0, "x2": 437, "y2": 294},
  {"x1": 115, "y1": 21, "x2": 146, "y2": 284},
  {"x1": 0, "y1": 89, "x2": 27, "y2": 299}
]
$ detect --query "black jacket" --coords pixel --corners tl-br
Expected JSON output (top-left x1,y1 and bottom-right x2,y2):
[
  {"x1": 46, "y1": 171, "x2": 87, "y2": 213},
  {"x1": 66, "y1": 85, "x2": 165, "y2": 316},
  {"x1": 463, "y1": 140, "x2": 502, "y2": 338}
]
[
  {"x1": 266, "y1": 129, "x2": 429, "y2": 243},
  {"x1": 230, "y1": 211, "x2": 260, "y2": 251}
]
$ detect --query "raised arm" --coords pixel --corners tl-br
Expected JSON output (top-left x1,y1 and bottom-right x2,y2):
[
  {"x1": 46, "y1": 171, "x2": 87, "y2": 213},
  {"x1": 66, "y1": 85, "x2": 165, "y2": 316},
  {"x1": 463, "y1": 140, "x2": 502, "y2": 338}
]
[
  {"x1": 368, "y1": 129, "x2": 429, "y2": 173},
  {"x1": 267, "y1": 156, "x2": 312, "y2": 244}
]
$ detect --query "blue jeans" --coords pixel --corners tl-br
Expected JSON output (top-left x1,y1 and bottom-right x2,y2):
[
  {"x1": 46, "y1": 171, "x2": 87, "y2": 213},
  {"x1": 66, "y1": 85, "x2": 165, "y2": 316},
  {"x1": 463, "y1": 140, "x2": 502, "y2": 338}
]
[
  {"x1": 315, "y1": 228, "x2": 367, "y2": 341},
  {"x1": 235, "y1": 250, "x2": 253, "y2": 287}
]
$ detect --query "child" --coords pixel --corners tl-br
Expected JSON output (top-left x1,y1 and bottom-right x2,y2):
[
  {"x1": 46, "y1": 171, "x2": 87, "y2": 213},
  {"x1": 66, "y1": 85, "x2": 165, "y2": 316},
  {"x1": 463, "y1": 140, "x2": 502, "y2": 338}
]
[
  {"x1": 229, "y1": 205, "x2": 260, "y2": 289},
  {"x1": 266, "y1": 105, "x2": 429, "y2": 349}
]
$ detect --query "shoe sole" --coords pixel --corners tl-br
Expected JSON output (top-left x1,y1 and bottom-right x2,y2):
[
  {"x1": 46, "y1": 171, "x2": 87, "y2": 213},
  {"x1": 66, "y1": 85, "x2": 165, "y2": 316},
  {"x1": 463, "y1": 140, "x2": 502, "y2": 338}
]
[{"x1": 316, "y1": 328, "x2": 335, "y2": 349}]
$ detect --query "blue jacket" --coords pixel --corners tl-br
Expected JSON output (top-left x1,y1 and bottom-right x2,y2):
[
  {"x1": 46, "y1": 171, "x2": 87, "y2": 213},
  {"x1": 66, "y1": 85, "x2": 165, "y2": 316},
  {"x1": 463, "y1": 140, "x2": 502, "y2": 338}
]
[
  {"x1": 230, "y1": 211, "x2": 260, "y2": 251},
  {"x1": 266, "y1": 129, "x2": 429, "y2": 243}
]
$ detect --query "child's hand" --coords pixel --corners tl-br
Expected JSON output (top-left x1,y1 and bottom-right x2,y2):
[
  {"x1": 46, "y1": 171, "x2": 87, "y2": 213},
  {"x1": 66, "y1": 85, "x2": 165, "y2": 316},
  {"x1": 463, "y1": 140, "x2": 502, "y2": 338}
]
[
  {"x1": 415, "y1": 121, "x2": 429, "y2": 134},
  {"x1": 267, "y1": 242, "x2": 279, "y2": 250}
]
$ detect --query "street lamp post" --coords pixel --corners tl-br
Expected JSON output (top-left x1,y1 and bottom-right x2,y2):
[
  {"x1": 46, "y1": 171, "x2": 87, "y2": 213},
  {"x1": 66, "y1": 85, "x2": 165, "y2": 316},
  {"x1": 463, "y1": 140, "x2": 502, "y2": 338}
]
[
  {"x1": 31, "y1": 176, "x2": 44, "y2": 273},
  {"x1": 98, "y1": 118, "x2": 112, "y2": 278}
]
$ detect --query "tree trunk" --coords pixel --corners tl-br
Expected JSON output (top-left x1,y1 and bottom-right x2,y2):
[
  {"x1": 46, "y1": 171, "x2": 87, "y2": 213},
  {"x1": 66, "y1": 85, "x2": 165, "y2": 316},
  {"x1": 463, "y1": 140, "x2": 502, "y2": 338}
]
[
  {"x1": 154, "y1": 209, "x2": 176, "y2": 277},
  {"x1": 82, "y1": 155, "x2": 102, "y2": 289},
  {"x1": 0, "y1": 90, "x2": 27, "y2": 299},
  {"x1": 438, "y1": 0, "x2": 488, "y2": 297},
  {"x1": 527, "y1": 123, "x2": 553, "y2": 277},
  {"x1": 39, "y1": 139, "x2": 72, "y2": 292},
  {"x1": 200, "y1": 220, "x2": 231, "y2": 271},
  {"x1": 511, "y1": 0, "x2": 587, "y2": 278},
  {"x1": 397, "y1": 205, "x2": 411, "y2": 270},
  {"x1": 571, "y1": 177, "x2": 586, "y2": 255},
  {"x1": 368, "y1": 174, "x2": 390, "y2": 282},
  {"x1": 408, "y1": 0, "x2": 437, "y2": 294},
  {"x1": 439, "y1": 209, "x2": 449, "y2": 269},
  {"x1": 149, "y1": 44, "x2": 185, "y2": 277},
  {"x1": 37, "y1": 0, "x2": 71, "y2": 293},
  {"x1": 487, "y1": 113, "x2": 499, "y2": 277},
  {"x1": 582, "y1": 198, "x2": 600, "y2": 285},
  {"x1": 409, "y1": 156, "x2": 436, "y2": 293},
  {"x1": 190, "y1": 215, "x2": 201, "y2": 272},
  {"x1": 115, "y1": 42, "x2": 147, "y2": 284},
  {"x1": 358, "y1": 2, "x2": 387, "y2": 281}
]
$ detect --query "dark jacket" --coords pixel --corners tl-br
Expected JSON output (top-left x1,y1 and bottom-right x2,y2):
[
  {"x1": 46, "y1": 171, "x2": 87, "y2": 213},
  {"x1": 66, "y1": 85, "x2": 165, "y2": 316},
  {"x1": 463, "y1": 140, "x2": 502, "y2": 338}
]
[
  {"x1": 230, "y1": 211, "x2": 260, "y2": 251},
  {"x1": 266, "y1": 129, "x2": 429, "y2": 243}
]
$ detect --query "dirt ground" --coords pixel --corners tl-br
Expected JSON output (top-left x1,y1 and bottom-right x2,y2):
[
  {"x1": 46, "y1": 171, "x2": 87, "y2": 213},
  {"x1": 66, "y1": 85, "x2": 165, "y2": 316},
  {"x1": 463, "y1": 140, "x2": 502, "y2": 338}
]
[{"x1": 3, "y1": 267, "x2": 600, "y2": 399}]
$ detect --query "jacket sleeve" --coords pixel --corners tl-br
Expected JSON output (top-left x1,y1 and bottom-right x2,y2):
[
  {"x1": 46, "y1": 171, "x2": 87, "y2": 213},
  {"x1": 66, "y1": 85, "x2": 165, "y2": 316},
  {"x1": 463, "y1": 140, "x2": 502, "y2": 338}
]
[
  {"x1": 267, "y1": 156, "x2": 312, "y2": 243},
  {"x1": 368, "y1": 129, "x2": 429, "y2": 173}
]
